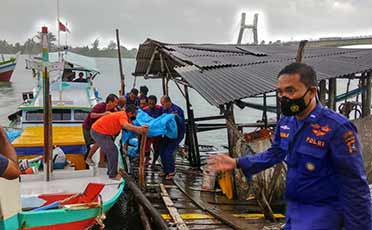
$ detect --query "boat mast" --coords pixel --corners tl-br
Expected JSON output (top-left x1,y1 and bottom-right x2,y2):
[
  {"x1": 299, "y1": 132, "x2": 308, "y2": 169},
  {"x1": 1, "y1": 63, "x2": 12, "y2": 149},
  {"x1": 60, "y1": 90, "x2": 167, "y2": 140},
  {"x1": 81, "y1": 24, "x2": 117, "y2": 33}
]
[
  {"x1": 57, "y1": 0, "x2": 61, "y2": 60},
  {"x1": 41, "y1": 26, "x2": 53, "y2": 181}
]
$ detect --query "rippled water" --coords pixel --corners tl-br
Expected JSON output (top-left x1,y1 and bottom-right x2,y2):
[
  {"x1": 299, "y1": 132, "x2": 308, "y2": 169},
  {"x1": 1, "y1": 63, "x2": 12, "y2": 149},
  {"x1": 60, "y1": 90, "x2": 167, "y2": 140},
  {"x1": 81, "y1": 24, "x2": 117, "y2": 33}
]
[{"x1": 0, "y1": 53, "x2": 364, "y2": 146}]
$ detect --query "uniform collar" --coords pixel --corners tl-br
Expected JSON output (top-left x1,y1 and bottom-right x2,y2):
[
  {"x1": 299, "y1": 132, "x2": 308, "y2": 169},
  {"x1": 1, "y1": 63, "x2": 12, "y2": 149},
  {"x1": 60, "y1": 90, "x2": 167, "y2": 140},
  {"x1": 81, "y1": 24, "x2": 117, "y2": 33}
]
[{"x1": 302, "y1": 102, "x2": 323, "y2": 123}]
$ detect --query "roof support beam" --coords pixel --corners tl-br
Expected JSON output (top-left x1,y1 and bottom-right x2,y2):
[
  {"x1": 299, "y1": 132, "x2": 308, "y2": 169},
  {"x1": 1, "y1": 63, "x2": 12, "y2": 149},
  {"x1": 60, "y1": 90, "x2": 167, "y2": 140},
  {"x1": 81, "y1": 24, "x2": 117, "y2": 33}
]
[
  {"x1": 362, "y1": 72, "x2": 371, "y2": 117},
  {"x1": 145, "y1": 49, "x2": 158, "y2": 77},
  {"x1": 319, "y1": 80, "x2": 327, "y2": 105},
  {"x1": 328, "y1": 78, "x2": 337, "y2": 111}
]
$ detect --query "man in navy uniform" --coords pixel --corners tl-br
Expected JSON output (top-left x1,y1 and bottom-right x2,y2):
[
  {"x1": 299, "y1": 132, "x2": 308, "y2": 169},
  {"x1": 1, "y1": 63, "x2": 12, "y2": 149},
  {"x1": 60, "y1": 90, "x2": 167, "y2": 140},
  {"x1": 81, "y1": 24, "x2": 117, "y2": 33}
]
[
  {"x1": 208, "y1": 63, "x2": 371, "y2": 229},
  {"x1": 159, "y1": 95, "x2": 185, "y2": 180}
]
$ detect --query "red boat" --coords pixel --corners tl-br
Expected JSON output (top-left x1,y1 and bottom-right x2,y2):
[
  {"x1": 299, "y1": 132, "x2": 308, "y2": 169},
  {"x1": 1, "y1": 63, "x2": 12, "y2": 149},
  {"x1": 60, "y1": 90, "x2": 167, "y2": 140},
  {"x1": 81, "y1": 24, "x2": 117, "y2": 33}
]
[{"x1": 0, "y1": 53, "x2": 19, "y2": 81}]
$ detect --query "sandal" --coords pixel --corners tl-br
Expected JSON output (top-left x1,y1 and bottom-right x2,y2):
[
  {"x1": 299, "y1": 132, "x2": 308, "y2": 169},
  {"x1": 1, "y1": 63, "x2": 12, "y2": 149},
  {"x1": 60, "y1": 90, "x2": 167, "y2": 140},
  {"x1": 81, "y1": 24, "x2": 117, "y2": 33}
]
[{"x1": 165, "y1": 172, "x2": 176, "y2": 180}]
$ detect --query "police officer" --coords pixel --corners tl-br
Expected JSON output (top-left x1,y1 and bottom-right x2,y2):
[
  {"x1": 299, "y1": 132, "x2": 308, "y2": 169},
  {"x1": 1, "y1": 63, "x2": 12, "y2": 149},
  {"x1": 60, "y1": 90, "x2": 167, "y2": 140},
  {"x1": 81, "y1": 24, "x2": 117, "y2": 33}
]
[{"x1": 208, "y1": 63, "x2": 372, "y2": 229}]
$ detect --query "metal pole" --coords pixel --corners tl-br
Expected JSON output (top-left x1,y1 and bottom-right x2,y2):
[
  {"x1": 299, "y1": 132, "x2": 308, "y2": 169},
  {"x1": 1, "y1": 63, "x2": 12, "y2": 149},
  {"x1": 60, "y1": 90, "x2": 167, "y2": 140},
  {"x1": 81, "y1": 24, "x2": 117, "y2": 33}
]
[
  {"x1": 116, "y1": 29, "x2": 125, "y2": 96},
  {"x1": 296, "y1": 40, "x2": 307, "y2": 63}
]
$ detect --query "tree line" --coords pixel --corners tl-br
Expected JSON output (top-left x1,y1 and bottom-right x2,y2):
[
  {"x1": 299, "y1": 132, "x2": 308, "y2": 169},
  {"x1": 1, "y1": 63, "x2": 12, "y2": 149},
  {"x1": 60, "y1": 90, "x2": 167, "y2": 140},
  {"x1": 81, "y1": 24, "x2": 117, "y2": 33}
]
[{"x1": 0, "y1": 32, "x2": 137, "y2": 58}]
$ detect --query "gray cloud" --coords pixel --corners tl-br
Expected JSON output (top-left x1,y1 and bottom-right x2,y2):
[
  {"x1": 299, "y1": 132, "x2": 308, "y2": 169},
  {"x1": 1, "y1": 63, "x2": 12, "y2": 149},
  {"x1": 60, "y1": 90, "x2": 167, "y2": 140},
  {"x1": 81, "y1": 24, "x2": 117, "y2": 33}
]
[{"x1": 1, "y1": 0, "x2": 372, "y2": 48}]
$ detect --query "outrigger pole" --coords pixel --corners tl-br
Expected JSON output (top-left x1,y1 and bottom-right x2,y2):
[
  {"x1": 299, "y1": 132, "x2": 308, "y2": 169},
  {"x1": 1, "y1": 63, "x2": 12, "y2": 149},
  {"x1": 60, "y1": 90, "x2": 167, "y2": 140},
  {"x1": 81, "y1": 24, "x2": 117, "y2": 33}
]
[
  {"x1": 41, "y1": 26, "x2": 53, "y2": 181},
  {"x1": 116, "y1": 29, "x2": 125, "y2": 96}
]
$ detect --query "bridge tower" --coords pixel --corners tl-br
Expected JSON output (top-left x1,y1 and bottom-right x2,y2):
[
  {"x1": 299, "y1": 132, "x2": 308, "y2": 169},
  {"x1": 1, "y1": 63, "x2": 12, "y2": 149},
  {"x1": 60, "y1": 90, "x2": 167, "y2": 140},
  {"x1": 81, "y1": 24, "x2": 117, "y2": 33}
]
[{"x1": 237, "y1": 12, "x2": 258, "y2": 45}]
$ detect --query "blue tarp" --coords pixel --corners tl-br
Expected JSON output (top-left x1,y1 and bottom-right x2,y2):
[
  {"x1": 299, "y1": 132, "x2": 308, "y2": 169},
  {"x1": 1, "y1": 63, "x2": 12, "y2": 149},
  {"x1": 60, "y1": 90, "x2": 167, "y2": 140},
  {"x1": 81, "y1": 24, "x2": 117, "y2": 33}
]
[
  {"x1": 122, "y1": 110, "x2": 178, "y2": 157},
  {"x1": 6, "y1": 130, "x2": 22, "y2": 143}
]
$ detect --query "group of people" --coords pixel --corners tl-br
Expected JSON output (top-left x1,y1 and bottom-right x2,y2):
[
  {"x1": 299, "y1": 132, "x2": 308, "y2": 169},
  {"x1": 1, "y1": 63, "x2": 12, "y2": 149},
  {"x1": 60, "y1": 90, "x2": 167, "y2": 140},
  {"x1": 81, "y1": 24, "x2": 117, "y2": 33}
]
[
  {"x1": 0, "y1": 62, "x2": 368, "y2": 229},
  {"x1": 82, "y1": 85, "x2": 185, "y2": 180}
]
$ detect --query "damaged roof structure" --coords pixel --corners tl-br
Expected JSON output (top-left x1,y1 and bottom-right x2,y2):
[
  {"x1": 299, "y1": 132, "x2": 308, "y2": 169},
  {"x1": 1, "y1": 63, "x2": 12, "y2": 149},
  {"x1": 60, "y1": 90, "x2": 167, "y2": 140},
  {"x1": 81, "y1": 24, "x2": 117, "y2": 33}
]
[{"x1": 134, "y1": 39, "x2": 372, "y2": 107}]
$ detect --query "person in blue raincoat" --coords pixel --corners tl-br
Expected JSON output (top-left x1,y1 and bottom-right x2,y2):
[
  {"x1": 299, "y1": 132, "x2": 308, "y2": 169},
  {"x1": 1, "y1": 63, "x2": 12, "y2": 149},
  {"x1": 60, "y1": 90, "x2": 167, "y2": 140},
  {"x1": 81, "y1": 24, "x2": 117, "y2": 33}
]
[
  {"x1": 208, "y1": 63, "x2": 372, "y2": 230},
  {"x1": 159, "y1": 95, "x2": 185, "y2": 180}
]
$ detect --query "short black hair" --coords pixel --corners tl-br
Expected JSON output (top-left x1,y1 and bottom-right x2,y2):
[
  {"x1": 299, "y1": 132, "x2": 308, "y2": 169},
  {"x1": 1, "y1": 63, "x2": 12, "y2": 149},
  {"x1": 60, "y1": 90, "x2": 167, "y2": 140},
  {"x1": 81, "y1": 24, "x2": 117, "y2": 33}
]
[
  {"x1": 148, "y1": 95, "x2": 157, "y2": 103},
  {"x1": 106, "y1": 94, "x2": 118, "y2": 103},
  {"x1": 126, "y1": 104, "x2": 137, "y2": 113},
  {"x1": 140, "y1": 86, "x2": 149, "y2": 95},
  {"x1": 278, "y1": 63, "x2": 317, "y2": 88},
  {"x1": 130, "y1": 88, "x2": 139, "y2": 95},
  {"x1": 162, "y1": 95, "x2": 171, "y2": 103}
]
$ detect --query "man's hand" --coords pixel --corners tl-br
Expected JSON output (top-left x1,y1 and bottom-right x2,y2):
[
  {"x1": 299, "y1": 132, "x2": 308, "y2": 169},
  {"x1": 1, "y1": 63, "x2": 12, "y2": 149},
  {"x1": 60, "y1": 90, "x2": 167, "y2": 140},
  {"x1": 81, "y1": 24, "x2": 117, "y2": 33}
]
[
  {"x1": 138, "y1": 125, "x2": 149, "y2": 135},
  {"x1": 207, "y1": 154, "x2": 237, "y2": 173}
]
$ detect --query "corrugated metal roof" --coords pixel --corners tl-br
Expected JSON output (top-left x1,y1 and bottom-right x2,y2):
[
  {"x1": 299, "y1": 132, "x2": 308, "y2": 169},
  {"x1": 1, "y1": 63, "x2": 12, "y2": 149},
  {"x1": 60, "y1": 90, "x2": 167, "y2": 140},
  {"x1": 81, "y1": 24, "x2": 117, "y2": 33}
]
[
  {"x1": 176, "y1": 56, "x2": 372, "y2": 106},
  {"x1": 134, "y1": 39, "x2": 372, "y2": 106}
]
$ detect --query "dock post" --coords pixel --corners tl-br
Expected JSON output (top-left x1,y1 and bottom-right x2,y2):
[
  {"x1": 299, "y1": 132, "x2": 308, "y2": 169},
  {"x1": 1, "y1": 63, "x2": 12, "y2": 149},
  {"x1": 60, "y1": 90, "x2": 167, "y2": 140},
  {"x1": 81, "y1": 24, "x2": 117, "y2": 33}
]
[
  {"x1": 319, "y1": 80, "x2": 327, "y2": 105},
  {"x1": 225, "y1": 103, "x2": 238, "y2": 199},
  {"x1": 362, "y1": 73, "x2": 372, "y2": 117},
  {"x1": 328, "y1": 78, "x2": 337, "y2": 111},
  {"x1": 184, "y1": 85, "x2": 200, "y2": 167}
]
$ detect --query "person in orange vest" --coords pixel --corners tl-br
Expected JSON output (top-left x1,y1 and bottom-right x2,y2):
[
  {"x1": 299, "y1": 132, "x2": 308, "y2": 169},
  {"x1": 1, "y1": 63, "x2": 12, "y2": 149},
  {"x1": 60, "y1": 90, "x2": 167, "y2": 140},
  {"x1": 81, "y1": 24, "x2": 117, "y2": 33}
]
[{"x1": 91, "y1": 104, "x2": 148, "y2": 180}]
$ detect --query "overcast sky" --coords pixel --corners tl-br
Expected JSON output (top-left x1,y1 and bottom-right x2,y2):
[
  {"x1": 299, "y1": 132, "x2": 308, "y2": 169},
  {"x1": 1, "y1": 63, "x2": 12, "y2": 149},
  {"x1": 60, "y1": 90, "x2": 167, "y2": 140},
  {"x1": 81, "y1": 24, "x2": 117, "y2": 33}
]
[{"x1": 1, "y1": 0, "x2": 372, "y2": 49}]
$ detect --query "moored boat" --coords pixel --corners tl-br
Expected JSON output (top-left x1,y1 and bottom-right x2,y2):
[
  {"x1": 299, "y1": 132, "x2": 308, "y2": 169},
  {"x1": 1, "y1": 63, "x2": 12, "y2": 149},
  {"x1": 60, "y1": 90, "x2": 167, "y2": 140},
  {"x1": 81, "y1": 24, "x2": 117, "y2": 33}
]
[
  {"x1": 0, "y1": 53, "x2": 19, "y2": 81},
  {"x1": 0, "y1": 28, "x2": 126, "y2": 230}
]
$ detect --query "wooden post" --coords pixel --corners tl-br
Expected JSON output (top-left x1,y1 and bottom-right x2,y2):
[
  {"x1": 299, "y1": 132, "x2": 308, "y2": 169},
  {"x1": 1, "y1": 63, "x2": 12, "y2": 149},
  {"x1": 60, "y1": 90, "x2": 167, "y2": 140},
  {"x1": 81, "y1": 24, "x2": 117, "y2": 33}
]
[
  {"x1": 139, "y1": 134, "x2": 147, "y2": 189},
  {"x1": 184, "y1": 85, "x2": 200, "y2": 167},
  {"x1": 41, "y1": 26, "x2": 52, "y2": 181},
  {"x1": 328, "y1": 78, "x2": 337, "y2": 111},
  {"x1": 362, "y1": 73, "x2": 372, "y2": 117},
  {"x1": 276, "y1": 91, "x2": 281, "y2": 121},
  {"x1": 225, "y1": 103, "x2": 238, "y2": 199},
  {"x1": 319, "y1": 80, "x2": 327, "y2": 105},
  {"x1": 296, "y1": 40, "x2": 307, "y2": 63},
  {"x1": 263, "y1": 93, "x2": 268, "y2": 128},
  {"x1": 115, "y1": 29, "x2": 125, "y2": 96},
  {"x1": 159, "y1": 52, "x2": 167, "y2": 95}
]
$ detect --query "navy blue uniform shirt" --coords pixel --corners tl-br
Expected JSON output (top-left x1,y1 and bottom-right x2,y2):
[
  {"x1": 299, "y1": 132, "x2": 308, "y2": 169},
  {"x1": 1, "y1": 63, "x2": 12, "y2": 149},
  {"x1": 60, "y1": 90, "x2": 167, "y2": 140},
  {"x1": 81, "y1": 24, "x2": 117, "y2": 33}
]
[{"x1": 238, "y1": 103, "x2": 371, "y2": 229}]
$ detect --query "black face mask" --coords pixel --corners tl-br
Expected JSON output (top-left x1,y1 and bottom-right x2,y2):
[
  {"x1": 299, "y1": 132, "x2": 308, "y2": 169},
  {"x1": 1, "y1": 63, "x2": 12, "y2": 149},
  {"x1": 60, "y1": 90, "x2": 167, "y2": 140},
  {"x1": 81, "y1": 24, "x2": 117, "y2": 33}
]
[
  {"x1": 279, "y1": 88, "x2": 312, "y2": 116},
  {"x1": 130, "y1": 116, "x2": 136, "y2": 121}
]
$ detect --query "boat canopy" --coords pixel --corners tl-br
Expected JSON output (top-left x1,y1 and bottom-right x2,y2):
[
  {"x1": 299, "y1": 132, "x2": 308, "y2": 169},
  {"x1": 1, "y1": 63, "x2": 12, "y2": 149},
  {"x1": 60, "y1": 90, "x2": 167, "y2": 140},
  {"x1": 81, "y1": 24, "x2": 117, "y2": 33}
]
[{"x1": 48, "y1": 51, "x2": 100, "y2": 73}]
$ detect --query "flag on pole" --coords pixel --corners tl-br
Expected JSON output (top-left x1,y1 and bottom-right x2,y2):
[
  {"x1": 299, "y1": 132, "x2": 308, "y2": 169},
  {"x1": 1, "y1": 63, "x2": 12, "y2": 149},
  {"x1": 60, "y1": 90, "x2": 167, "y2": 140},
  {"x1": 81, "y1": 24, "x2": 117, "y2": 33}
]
[{"x1": 58, "y1": 21, "x2": 70, "y2": 33}]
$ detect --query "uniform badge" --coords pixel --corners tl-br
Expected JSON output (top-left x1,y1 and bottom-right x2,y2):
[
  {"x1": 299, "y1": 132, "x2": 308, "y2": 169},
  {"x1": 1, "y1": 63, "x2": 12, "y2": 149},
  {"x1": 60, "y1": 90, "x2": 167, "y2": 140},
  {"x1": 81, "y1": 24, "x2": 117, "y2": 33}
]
[
  {"x1": 290, "y1": 104, "x2": 299, "y2": 112},
  {"x1": 306, "y1": 162, "x2": 315, "y2": 172},
  {"x1": 311, "y1": 124, "x2": 331, "y2": 137},
  {"x1": 343, "y1": 131, "x2": 357, "y2": 154}
]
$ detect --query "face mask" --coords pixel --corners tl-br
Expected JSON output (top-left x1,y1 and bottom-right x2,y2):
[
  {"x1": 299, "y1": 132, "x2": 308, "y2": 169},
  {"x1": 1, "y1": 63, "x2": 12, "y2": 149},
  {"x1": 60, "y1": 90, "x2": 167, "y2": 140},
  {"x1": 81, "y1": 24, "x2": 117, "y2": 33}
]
[
  {"x1": 130, "y1": 116, "x2": 136, "y2": 121},
  {"x1": 279, "y1": 88, "x2": 312, "y2": 116}
]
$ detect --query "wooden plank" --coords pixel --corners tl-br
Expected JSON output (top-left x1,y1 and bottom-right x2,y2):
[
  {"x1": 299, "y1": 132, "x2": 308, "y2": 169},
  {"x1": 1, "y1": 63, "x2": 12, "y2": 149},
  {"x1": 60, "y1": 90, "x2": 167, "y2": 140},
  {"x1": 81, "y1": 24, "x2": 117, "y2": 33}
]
[
  {"x1": 139, "y1": 134, "x2": 147, "y2": 189},
  {"x1": 160, "y1": 184, "x2": 189, "y2": 230}
]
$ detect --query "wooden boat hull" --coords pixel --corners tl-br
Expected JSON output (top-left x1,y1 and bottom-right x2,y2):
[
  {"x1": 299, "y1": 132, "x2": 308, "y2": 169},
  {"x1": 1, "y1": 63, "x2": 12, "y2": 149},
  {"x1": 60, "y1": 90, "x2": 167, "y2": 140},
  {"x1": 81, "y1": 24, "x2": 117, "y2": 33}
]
[
  {"x1": 0, "y1": 182, "x2": 124, "y2": 230},
  {"x1": 0, "y1": 63, "x2": 16, "y2": 81}
]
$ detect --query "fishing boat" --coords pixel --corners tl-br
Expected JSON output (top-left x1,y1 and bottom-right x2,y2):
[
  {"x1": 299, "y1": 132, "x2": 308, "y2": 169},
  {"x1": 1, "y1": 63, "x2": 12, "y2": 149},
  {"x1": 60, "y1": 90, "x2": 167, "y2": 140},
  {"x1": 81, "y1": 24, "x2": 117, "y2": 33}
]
[
  {"x1": 0, "y1": 27, "x2": 126, "y2": 230},
  {"x1": 0, "y1": 53, "x2": 19, "y2": 81}
]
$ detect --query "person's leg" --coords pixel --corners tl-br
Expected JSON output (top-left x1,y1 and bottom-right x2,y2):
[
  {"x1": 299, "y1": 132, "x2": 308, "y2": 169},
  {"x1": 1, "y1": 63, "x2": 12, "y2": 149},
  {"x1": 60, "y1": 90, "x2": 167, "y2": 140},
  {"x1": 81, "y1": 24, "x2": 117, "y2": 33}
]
[
  {"x1": 98, "y1": 149, "x2": 106, "y2": 167},
  {"x1": 163, "y1": 138, "x2": 177, "y2": 174},
  {"x1": 91, "y1": 130, "x2": 119, "y2": 178},
  {"x1": 158, "y1": 138, "x2": 167, "y2": 176}
]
